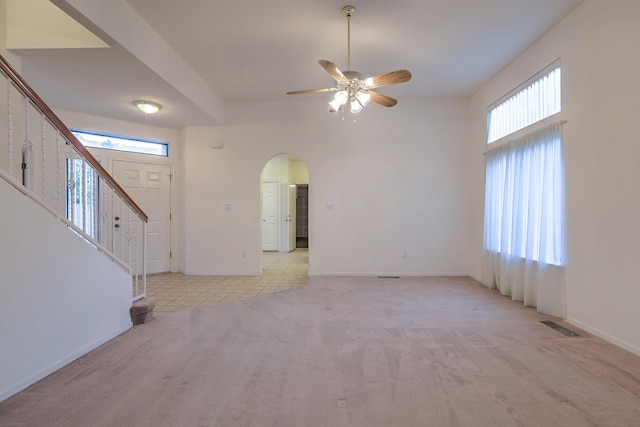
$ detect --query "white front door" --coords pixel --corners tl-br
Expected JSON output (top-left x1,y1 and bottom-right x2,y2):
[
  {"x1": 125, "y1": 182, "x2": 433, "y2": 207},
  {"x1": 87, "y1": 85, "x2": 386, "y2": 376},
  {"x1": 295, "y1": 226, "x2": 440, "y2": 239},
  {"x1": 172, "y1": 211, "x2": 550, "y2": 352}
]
[
  {"x1": 281, "y1": 183, "x2": 296, "y2": 252},
  {"x1": 262, "y1": 181, "x2": 279, "y2": 251},
  {"x1": 112, "y1": 160, "x2": 171, "y2": 274}
]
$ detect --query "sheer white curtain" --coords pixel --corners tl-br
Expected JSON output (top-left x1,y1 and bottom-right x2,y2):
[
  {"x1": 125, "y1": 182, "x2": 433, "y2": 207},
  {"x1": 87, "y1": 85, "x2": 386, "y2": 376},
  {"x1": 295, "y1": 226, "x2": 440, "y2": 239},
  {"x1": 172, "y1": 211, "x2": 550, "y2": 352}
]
[{"x1": 482, "y1": 122, "x2": 566, "y2": 317}]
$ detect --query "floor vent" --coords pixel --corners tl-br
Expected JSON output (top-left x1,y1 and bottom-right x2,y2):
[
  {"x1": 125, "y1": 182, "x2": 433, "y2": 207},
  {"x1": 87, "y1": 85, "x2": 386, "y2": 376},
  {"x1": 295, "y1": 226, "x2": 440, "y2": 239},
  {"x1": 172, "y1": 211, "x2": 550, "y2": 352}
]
[
  {"x1": 540, "y1": 320, "x2": 579, "y2": 337},
  {"x1": 377, "y1": 276, "x2": 400, "y2": 279}
]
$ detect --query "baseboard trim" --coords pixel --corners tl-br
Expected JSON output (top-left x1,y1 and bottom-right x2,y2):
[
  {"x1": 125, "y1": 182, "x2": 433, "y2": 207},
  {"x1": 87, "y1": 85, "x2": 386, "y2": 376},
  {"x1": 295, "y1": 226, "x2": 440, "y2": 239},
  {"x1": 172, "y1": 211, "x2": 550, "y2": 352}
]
[
  {"x1": 307, "y1": 272, "x2": 472, "y2": 278},
  {"x1": 566, "y1": 317, "x2": 640, "y2": 357},
  {"x1": 0, "y1": 323, "x2": 132, "y2": 403}
]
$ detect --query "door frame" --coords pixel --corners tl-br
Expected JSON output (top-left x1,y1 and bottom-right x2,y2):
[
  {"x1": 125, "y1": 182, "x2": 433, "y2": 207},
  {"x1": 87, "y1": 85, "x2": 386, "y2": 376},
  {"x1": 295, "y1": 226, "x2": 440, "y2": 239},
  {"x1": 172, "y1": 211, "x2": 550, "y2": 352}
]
[
  {"x1": 83, "y1": 147, "x2": 175, "y2": 272},
  {"x1": 111, "y1": 159, "x2": 173, "y2": 274},
  {"x1": 260, "y1": 154, "x2": 310, "y2": 272},
  {"x1": 281, "y1": 183, "x2": 296, "y2": 252}
]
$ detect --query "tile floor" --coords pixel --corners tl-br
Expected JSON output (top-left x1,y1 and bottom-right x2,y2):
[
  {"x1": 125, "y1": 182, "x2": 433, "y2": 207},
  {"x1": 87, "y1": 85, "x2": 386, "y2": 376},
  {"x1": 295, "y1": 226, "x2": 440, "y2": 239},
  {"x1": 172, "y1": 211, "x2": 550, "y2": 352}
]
[{"x1": 146, "y1": 249, "x2": 309, "y2": 314}]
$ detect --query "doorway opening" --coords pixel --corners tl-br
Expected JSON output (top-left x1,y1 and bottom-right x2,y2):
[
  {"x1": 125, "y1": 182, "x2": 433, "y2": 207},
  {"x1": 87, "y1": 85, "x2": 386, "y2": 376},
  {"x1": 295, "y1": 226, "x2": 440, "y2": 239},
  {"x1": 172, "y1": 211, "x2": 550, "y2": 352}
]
[
  {"x1": 260, "y1": 155, "x2": 309, "y2": 274},
  {"x1": 295, "y1": 184, "x2": 309, "y2": 249}
]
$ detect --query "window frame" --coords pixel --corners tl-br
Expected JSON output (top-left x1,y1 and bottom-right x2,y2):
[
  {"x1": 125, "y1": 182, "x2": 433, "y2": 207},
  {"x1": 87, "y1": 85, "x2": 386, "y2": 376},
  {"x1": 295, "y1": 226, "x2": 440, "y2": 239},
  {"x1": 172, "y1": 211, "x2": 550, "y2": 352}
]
[
  {"x1": 71, "y1": 130, "x2": 169, "y2": 157},
  {"x1": 487, "y1": 60, "x2": 561, "y2": 145}
]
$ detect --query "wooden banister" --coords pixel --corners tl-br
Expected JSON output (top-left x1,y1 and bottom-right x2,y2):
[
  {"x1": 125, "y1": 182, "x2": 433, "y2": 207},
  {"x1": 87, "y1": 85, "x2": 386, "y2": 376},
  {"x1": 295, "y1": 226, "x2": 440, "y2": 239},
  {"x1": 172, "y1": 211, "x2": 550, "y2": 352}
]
[{"x1": 0, "y1": 53, "x2": 148, "y2": 223}]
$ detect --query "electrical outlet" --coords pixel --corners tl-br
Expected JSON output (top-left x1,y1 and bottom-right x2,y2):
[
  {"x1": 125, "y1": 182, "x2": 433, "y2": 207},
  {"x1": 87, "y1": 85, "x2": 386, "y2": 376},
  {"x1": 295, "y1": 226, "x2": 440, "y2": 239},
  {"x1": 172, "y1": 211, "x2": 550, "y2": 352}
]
[
  {"x1": 241, "y1": 250, "x2": 246, "y2": 258},
  {"x1": 402, "y1": 252, "x2": 408, "y2": 260}
]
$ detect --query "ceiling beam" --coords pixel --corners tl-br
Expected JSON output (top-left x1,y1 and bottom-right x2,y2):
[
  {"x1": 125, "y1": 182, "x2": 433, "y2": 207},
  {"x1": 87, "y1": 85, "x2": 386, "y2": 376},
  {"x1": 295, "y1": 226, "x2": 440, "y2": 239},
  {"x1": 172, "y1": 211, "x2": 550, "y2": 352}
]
[{"x1": 51, "y1": 0, "x2": 226, "y2": 125}]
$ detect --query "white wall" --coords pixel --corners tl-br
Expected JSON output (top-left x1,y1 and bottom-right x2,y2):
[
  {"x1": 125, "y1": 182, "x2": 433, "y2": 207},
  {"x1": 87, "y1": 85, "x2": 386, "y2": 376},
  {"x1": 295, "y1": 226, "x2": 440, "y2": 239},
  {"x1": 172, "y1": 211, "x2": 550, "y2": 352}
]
[
  {"x1": 262, "y1": 156, "x2": 309, "y2": 184},
  {"x1": 262, "y1": 156, "x2": 290, "y2": 182},
  {"x1": 179, "y1": 98, "x2": 470, "y2": 276},
  {"x1": 5, "y1": 0, "x2": 108, "y2": 49},
  {"x1": 290, "y1": 159, "x2": 309, "y2": 184},
  {"x1": 0, "y1": 1, "x2": 7, "y2": 48},
  {"x1": 467, "y1": 0, "x2": 640, "y2": 354},
  {"x1": 0, "y1": 178, "x2": 132, "y2": 401}
]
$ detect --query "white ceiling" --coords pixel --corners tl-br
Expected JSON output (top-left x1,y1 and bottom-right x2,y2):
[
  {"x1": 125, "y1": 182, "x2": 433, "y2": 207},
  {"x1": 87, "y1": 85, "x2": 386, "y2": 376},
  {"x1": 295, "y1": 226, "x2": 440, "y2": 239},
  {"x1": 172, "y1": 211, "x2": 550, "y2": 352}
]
[{"x1": 13, "y1": 0, "x2": 583, "y2": 129}]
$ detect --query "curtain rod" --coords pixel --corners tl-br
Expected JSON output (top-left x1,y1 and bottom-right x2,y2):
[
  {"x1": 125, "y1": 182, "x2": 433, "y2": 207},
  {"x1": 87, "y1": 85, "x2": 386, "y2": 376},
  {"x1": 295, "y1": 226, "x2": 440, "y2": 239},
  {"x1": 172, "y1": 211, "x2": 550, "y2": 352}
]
[{"x1": 482, "y1": 119, "x2": 568, "y2": 155}]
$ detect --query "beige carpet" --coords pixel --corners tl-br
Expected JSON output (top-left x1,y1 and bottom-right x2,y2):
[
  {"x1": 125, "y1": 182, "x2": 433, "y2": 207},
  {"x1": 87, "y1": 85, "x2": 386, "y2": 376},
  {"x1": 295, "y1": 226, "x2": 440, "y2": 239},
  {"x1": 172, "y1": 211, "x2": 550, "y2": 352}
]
[{"x1": 1, "y1": 276, "x2": 640, "y2": 426}]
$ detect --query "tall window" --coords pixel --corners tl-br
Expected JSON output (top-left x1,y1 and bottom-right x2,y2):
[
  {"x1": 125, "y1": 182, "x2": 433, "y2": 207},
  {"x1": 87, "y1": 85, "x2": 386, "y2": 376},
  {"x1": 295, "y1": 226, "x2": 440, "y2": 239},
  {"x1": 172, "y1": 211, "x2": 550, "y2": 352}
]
[
  {"x1": 484, "y1": 124, "x2": 564, "y2": 266},
  {"x1": 66, "y1": 158, "x2": 99, "y2": 240},
  {"x1": 482, "y1": 61, "x2": 565, "y2": 317}
]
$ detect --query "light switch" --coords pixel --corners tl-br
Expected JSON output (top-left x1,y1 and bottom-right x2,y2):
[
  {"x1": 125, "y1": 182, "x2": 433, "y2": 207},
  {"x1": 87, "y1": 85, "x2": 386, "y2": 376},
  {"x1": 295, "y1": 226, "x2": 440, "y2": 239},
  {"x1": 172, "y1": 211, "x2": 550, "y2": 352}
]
[
  {"x1": 224, "y1": 203, "x2": 232, "y2": 210},
  {"x1": 327, "y1": 202, "x2": 335, "y2": 210}
]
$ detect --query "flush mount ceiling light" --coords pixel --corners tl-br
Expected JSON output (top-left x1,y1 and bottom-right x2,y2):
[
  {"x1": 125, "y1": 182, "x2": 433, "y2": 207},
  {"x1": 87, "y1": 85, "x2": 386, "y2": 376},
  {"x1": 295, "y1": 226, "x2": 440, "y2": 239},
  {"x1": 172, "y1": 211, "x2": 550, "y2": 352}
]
[
  {"x1": 286, "y1": 5, "x2": 411, "y2": 114},
  {"x1": 134, "y1": 100, "x2": 162, "y2": 114}
]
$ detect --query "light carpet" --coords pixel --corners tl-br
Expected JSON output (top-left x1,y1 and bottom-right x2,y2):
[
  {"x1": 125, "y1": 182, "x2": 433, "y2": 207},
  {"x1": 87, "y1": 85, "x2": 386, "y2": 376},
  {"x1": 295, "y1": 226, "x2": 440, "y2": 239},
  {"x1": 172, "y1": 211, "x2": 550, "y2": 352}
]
[{"x1": 1, "y1": 276, "x2": 639, "y2": 426}]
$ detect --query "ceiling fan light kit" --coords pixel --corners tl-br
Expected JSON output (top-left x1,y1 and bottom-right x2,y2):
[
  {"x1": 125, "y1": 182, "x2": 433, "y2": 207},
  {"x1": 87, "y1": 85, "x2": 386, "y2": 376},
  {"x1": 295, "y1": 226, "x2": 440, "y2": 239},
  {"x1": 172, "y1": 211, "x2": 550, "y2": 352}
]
[{"x1": 287, "y1": 5, "x2": 411, "y2": 115}]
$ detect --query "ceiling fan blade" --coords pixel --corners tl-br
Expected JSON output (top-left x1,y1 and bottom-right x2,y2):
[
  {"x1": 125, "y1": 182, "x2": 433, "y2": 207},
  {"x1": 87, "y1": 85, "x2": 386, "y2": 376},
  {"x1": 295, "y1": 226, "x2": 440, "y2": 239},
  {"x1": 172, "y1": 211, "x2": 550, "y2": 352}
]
[
  {"x1": 369, "y1": 91, "x2": 398, "y2": 107},
  {"x1": 366, "y1": 69, "x2": 412, "y2": 89},
  {"x1": 286, "y1": 88, "x2": 335, "y2": 95},
  {"x1": 319, "y1": 60, "x2": 347, "y2": 82}
]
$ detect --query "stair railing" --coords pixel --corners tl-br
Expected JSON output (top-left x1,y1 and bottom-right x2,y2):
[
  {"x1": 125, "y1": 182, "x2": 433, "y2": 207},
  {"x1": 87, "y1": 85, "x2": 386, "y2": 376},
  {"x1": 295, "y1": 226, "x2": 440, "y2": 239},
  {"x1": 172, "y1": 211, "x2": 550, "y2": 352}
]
[{"x1": 0, "y1": 54, "x2": 148, "y2": 301}]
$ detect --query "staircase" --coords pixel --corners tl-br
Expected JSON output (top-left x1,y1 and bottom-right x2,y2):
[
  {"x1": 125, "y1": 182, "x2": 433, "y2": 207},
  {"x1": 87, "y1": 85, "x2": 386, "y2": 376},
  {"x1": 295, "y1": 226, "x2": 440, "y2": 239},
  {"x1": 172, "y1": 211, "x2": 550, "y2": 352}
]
[
  {"x1": 0, "y1": 53, "x2": 151, "y2": 402},
  {"x1": 0, "y1": 54, "x2": 149, "y2": 295}
]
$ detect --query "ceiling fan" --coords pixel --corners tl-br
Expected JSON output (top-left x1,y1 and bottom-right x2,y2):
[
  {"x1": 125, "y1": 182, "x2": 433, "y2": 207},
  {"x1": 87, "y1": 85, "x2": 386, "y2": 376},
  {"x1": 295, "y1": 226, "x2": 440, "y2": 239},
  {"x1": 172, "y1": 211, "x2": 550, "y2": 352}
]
[{"x1": 286, "y1": 5, "x2": 412, "y2": 114}]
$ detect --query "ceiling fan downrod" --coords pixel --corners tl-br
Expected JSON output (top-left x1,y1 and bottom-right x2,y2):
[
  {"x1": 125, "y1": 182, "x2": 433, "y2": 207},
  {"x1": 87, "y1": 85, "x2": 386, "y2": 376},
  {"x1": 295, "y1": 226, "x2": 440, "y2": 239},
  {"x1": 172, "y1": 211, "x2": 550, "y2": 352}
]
[{"x1": 342, "y1": 6, "x2": 355, "y2": 71}]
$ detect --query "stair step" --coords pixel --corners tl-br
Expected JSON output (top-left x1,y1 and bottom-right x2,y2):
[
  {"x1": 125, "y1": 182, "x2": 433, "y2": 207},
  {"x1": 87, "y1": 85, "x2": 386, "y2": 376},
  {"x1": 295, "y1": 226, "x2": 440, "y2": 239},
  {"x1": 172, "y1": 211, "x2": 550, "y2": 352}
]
[{"x1": 130, "y1": 297, "x2": 156, "y2": 325}]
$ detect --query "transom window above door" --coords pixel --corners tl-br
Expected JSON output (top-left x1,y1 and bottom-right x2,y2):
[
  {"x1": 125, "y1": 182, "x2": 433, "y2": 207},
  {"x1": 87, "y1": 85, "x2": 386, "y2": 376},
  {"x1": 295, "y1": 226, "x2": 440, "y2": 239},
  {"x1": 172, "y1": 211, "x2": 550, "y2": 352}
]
[{"x1": 72, "y1": 130, "x2": 168, "y2": 157}]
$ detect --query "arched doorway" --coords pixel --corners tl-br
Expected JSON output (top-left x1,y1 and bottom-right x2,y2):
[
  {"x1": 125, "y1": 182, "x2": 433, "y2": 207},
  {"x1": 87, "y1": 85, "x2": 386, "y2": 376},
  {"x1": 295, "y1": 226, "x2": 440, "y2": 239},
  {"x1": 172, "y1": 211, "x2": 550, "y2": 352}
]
[{"x1": 260, "y1": 154, "x2": 309, "y2": 276}]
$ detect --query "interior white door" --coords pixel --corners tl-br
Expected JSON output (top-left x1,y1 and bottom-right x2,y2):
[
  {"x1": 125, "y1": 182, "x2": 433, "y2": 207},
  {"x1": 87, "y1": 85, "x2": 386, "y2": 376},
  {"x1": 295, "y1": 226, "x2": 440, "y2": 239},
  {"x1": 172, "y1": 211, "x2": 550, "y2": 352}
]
[
  {"x1": 262, "y1": 181, "x2": 279, "y2": 251},
  {"x1": 281, "y1": 183, "x2": 296, "y2": 252},
  {"x1": 112, "y1": 160, "x2": 171, "y2": 274}
]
